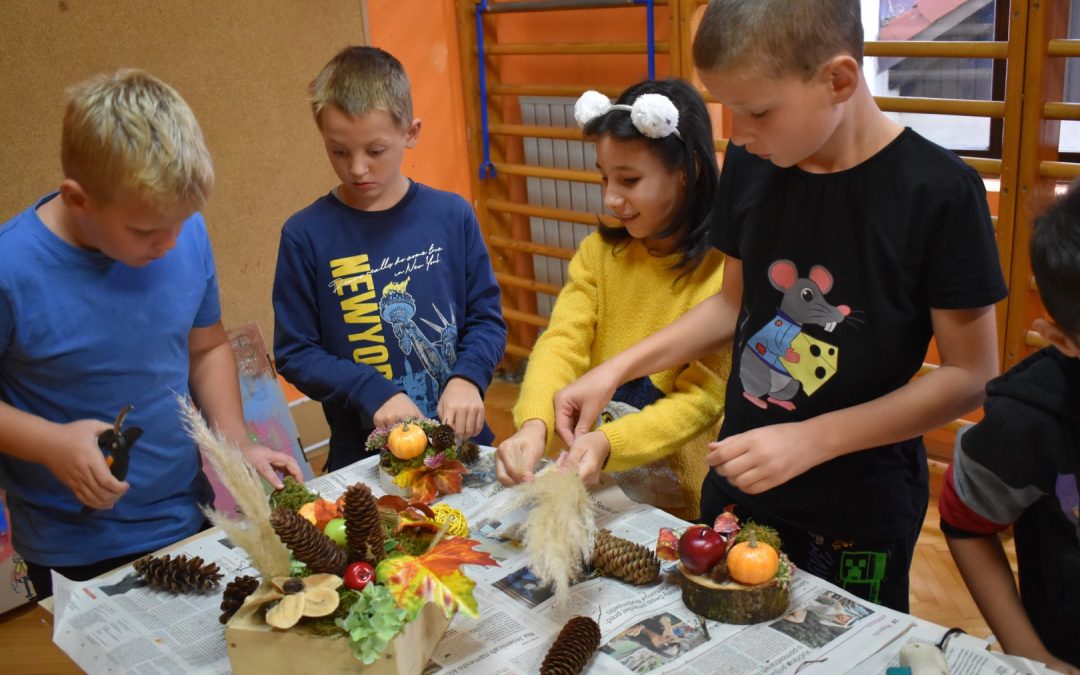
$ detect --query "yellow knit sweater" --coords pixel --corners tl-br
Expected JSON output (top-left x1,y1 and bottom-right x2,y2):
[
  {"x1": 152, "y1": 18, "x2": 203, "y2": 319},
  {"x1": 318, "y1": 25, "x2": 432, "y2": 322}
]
[{"x1": 513, "y1": 233, "x2": 732, "y2": 520}]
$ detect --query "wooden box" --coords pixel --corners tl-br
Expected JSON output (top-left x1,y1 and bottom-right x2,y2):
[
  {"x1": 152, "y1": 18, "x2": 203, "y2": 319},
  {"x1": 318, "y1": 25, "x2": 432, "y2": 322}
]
[{"x1": 226, "y1": 601, "x2": 450, "y2": 675}]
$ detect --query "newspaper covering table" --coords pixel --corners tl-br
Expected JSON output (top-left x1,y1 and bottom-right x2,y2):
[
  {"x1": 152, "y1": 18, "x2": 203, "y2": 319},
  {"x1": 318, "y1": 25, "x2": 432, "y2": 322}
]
[{"x1": 51, "y1": 452, "x2": 1052, "y2": 674}]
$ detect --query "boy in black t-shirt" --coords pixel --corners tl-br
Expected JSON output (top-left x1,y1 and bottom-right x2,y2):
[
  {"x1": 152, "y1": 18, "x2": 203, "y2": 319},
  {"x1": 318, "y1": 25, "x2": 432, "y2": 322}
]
[
  {"x1": 939, "y1": 184, "x2": 1080, "y2": 672},
  {"x1": 552, "y1": 0, "x2": 1007, "y2": 612}
]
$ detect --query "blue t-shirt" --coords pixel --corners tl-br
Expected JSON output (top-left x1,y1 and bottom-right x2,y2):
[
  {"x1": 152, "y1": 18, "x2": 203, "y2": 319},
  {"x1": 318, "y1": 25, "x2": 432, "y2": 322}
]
[
  {"x1": 273, "y1": 182, "x2": 506, "y2": 462},
  {"x1": 0, "y1": 193, "x2": 219, "y2": 566}
]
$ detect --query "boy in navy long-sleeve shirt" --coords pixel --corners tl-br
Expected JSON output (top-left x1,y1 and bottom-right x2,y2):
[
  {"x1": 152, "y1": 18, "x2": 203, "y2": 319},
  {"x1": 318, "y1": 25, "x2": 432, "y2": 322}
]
[{"x1": 273, "y1": 47, "x2": 505, "y2": 471}]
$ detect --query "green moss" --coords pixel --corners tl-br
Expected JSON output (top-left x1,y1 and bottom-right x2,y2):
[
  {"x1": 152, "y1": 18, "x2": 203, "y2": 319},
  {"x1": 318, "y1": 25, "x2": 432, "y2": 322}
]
[
  {"x1": 268, "y1": 476, "x2": 319, "y2": 511},
  {"x1": 732, "y1": 522, "x2": 783, "y2": 552}
]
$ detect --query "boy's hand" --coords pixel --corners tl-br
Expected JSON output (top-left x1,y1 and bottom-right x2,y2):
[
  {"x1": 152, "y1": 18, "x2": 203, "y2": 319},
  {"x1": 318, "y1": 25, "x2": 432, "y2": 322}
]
[
  {"x1": 50, "y1": 419, "x2": 130, "y2": 510},
  {"x1": 706, "y1": 421, "x2": 828, "y2": 494},
  {"x1": 553, "y1": 366, "x2": 619, "y2": 447},
  {"x1": 373, "y1": 393, "x2": 424, "y2": 429},
  {"x1": 495, "y1": 419, "x2": 547, "y2": 485},
  {"x1": 564, "y1": 430, "x2": 611, "y2": 486},
  {"x1": 239, "y1": 442, "x2": 304, "y2": 490},
  {"x1": 1043, "y1": 656, "x2": 1079, "y2": 675},
  {"x1": 437, "y1": 377, "x2": 485, "y2": 440}
]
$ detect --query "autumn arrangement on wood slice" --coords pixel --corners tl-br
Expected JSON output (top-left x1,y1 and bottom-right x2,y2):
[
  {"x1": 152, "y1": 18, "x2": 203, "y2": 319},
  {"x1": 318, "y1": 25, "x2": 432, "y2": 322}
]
[
  {"x1": 656, "y1": 508, "x2": 793, "y2": 624},
  {"x1": 178, "y1": 398, "x2": 498, "y2": 670},
  {"x1": 368, "y1": 417, "x2": 480, "y2": 504}
]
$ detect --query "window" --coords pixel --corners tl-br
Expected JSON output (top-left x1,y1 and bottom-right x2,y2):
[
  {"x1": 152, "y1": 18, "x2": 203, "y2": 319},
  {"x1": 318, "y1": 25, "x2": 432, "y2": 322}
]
[{"x1": 863, "y1": 0, "x2": 1003, "y2": 155}]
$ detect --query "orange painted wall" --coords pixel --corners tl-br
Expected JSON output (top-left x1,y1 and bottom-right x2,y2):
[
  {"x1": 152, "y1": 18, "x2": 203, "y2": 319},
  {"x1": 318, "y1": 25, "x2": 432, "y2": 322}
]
[{"x1": 366, "y1": 0, "x2": 473, "y2": 202}]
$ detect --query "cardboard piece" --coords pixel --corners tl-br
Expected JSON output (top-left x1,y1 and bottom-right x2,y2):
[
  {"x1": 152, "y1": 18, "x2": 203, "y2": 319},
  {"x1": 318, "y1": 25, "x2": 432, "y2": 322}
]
[{"x1": 225, "y1": 601, "x2": 450, "y2": 675}]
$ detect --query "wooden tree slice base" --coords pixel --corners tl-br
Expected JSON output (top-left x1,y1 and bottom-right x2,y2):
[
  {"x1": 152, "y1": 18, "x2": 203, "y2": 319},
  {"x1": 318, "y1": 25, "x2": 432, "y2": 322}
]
[{"x1": 677, "y1": 564, "x2": 789, "y2": 625}]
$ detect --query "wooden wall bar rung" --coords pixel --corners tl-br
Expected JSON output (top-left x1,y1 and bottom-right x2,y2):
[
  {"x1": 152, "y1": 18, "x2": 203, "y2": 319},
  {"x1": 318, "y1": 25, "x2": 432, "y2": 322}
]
[
  {"x1": 480, "y1": 0, "x2": 667, "y2": 13},
  {"x1": 484, "y1": 41, "x2": 670, "y2": 56},
  {"x1": 864, "y1": 40, "x2": 1007, "y2": 59},
  {"x1": 505, "y1": 342, "x2": 531, "y2": 359},
  {"x1": 960, "y1": 157, "x2": 1003, "y2": 175},
  {"x1": 489, "y1": 234, "x2": 576, "y2": 260},
  {"x1": 1026, "y1": 330, "x2": 1050, "y2": 349},
  {"x1": 496, "y1": 271, "x2": 563, "y2": 297},
  {"x1": 875, "y1": 96, "x2": 1005, "y2": 118},
  {"x1": 1047, "y1": 39, "x2": 1080, "y2": 57},
  {"x1": 493, "y1": 162, "x2": 601, "y2": 183},
  {"x1": 1043, "y1": 102, "x2": 1080, "y2": 121},
  {"x1": 1040, "y1": 161, "x2": 1080, "y2": 180},
  {"x1": 490, "y1": 123, "x2": 583, "y2": 140},
  {"x1": 490, "y1": 83, "x2": 624, "y2": 97},
  {"x1": 487, "y1": 198, "x2": 612, "y2": 226},
  {"x1": 504, "y1": 306, "x2": 550, "y2": 329}
]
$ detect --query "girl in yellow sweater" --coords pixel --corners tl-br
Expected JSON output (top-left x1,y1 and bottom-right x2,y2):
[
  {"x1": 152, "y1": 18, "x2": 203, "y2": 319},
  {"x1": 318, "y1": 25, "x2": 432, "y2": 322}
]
[{"x1": 494, "y1": 79, "x2": 732, "y2": 520}]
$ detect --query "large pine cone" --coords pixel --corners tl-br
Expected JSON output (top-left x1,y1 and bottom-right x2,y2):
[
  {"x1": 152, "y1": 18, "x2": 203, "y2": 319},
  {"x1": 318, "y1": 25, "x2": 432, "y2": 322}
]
[
  {"x1": 591, "y1": 529, "x2": 660, "y2": 585},
  {"x1": 342, "y1": 483, "x2": 385, "y2": 565},
  {"x1": 133, "y1": 554, "x2": 223, "y2": 593},
  {"x1": 540, "y1": 616, "x2": 601, "y2": 675},
  {"x1": 429, "y1": 424, "x2": 456, "y2": 452},
  {"x1": 219, "y1": 575, "x2": 259, "y2": 623},
  {"x1": 270, "y1": 507, "x2": 347, "y2": 574}
]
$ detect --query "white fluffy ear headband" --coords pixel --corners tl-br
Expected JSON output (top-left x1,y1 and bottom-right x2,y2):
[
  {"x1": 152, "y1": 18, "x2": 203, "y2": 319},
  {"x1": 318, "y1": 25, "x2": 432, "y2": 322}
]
[{"x1": 574, "y1": 89, "x2": 681, "y2": 140}]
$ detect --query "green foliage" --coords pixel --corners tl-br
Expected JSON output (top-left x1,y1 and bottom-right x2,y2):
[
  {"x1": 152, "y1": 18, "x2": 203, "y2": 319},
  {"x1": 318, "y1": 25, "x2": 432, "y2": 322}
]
[
  {"x1": 269, "y1": 476, "x2": 319, "y2": 511},
  {"x1": 732, "y1": 521, "x2": 782, "y2": 552},
  {"x1": 335, "y1": 584, "x2": 408, "y2": 665},
  {"x1": 776, "y1": 554, "x2": 793, "y2": 590}
]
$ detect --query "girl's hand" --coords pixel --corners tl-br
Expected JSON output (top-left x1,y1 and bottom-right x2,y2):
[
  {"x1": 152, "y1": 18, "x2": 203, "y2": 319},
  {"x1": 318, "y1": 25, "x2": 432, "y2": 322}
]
[
  {"x1": 553, "y1": 366, "x2": 620, "y2": 447},
  {"x1": 564, "y1": 430, "x2": 611, "y2": 486},
  {"x1": 705, "y1": 422, "x2": 829, "y2": 494},
  {"x1": 437, "y1": 377, "x2": 485, "y2": 439},
  {"x1": 239, "y1": 441, "x2": 304, "y2": 489},
  {"x1": 373, "y1": 393, "x2": 424, "y2": 429},
  {"x1": 495, "y1": 419, "x2": 547, "y2": 485},
  {"x1": 47, "y1": 419, "x2": 130, "y2": 510}
]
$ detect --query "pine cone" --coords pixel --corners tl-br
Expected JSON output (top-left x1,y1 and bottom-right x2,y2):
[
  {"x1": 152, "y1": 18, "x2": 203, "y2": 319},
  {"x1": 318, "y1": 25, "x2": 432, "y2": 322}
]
[
  {"x1": 133, "y1": 554, "x2": 223, "y2": 593},
  {"x1": 219, "y1": 575, "x2": 259, "y2": 623},
  {"x1": 343, "y1": 483, "x2": 386, "y2": 565},
  {"x1": 270, "y1": 507, "x2": 347, "y2": 574},
  {"x1": 430, "y1": 424, "x2": 456, "y2": 452},
  {"x1": 591, "y1": 529, "x2": 660, "y2": 585},
  {"x1": 540, "y1": 616, "x2": 600, "y2": 675},
  {"x1": 457, "y1": 441, "x2": 480, "y2": 466}
]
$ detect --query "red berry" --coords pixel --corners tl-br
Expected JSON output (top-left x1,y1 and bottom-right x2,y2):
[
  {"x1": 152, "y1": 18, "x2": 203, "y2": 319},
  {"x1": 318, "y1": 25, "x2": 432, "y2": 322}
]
[{"x1": 343, "y1": 561, "x2": 375, "y2": 591}]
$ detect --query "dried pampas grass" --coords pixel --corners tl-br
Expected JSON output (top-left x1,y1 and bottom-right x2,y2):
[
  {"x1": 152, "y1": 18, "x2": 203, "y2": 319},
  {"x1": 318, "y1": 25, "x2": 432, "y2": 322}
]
[
  {"x1": 178, "y1": 396, "x2": 291, "y2": 579},
  {"x1": 512, "y1": 465, "x2": 597, "y2": 607}
]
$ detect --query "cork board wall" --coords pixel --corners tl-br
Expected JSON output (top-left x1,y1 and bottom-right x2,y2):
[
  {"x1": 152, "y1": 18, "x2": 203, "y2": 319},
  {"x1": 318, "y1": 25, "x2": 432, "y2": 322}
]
[{"x1": 0, "y1": 1, "x2": 368, "y2": 341}]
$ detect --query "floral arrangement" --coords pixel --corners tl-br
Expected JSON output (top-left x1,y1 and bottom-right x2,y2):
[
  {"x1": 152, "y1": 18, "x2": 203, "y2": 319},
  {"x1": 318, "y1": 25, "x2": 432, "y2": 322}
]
[
  {"x1": 179, "y1": 398, "x2": 498, "y2": 668},
  {"x1": 368, "y1": 417, "x2": 478, "y2": 504}
]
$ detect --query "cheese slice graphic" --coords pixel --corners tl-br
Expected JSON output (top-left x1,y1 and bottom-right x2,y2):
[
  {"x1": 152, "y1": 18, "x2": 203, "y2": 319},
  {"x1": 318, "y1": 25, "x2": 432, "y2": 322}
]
[{"x1": 780, "y1": 333, "x2": 838, "y2": 396}]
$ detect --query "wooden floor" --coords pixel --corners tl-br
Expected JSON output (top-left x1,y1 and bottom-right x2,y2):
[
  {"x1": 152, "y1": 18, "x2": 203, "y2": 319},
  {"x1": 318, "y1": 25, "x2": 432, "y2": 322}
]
[{"x1": 0, "y1": 380, "x2": 1015, "y2": 672}]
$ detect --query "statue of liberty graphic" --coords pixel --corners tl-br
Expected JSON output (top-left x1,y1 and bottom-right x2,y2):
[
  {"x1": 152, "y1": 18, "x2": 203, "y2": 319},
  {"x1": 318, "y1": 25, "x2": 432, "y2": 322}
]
[{"x1": 380, "y1": 278, "x2": 457, "y2": 409}]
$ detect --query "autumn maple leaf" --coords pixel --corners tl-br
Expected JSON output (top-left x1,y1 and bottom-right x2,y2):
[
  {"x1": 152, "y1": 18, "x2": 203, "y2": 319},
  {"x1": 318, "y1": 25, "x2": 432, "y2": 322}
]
[{"x1": 376, "y1": 537, "x2": 498, "y2": 619}]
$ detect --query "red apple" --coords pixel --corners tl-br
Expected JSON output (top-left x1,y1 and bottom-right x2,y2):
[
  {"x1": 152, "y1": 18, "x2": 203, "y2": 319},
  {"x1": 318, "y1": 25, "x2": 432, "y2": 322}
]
[
  {"x1": 678, "y1": 524, "x2": 728, "y2": 575},
  {"x1": 343, "y1": 561, "x2": 375, "y2": 591}
]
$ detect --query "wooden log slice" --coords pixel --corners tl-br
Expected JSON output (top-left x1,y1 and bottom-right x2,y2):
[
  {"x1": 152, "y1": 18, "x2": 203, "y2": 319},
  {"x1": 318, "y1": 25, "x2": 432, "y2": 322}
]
[{"x1": 677, "y1": 563, "x2": 789, "y2": 624}]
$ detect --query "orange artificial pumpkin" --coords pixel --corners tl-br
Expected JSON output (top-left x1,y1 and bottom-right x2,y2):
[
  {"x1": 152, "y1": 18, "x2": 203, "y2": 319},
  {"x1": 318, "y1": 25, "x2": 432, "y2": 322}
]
[
  {"x1": 387, "y1": 422, "x2": 429, "y2": 460},
  {"x1": 726, "y1": 532, "x2": 779, "y2": 585}
]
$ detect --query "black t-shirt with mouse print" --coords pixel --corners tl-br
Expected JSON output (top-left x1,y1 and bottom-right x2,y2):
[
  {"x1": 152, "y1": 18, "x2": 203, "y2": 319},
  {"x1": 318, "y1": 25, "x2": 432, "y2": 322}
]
[{"x1": 709, "y1": 130, "x2": 1008, "y2": 539}]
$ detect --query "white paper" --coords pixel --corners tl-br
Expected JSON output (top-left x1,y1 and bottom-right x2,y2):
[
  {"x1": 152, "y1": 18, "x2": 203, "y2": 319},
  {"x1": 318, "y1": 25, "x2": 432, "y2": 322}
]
[{"x1": 51, "y1": 450, "x2": 1038, "y2": 674}]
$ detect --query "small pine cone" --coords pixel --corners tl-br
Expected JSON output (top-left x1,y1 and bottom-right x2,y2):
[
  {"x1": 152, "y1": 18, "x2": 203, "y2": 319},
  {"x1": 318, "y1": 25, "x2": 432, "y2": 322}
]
[
  {"x1": 219, "y1": 575, "x2": 259, "y2": 623},
  {"x1": 430, "y1": 424, "x2": 456, "y2": 452},
  {"x1": 133, "y1": 554, "x2": 223, "y2": 594},
  {"x1": 270, "y1": 507, "x2": 347, "y2": 574},
  {"x1": 457, "y1": 441, "x2": 480, "y2": 466},
  {"x1": 591, "y1": 530, "x2": 660, "y2": 585},
  {"x1": 540, "y1": 616, "x2": 601, "y2": 675},
  {"x1": 342, "y1": 483, "x2": 386, "y2": 565}
]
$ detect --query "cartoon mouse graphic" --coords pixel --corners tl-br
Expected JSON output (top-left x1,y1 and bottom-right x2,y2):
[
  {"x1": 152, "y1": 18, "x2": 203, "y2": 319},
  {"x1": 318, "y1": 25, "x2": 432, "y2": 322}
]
[{"x1": 740, "y1": 260, "x2": 851, "y2": 410}]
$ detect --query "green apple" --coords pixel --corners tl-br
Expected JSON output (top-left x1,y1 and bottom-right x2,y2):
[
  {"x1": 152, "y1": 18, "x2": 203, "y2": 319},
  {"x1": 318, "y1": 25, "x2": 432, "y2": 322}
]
[{"x1": 323, "y1": 518, "x2": 347, "y2": 548}]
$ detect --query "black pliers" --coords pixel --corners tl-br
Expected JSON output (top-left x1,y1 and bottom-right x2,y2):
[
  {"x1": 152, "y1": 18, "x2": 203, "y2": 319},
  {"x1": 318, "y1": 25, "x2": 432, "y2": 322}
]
[
  {"x1": 81, "y1": 405, "x2": 142, "y2": 513},
  {"x1": 98, "y1": 404, "x2": 142, "y2": 481}
]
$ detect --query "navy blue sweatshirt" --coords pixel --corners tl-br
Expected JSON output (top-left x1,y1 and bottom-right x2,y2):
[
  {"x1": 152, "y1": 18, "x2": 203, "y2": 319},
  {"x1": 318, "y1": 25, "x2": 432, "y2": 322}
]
[{"x1": 273, "y1": 182, "x2": 505, "y2": 466}]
